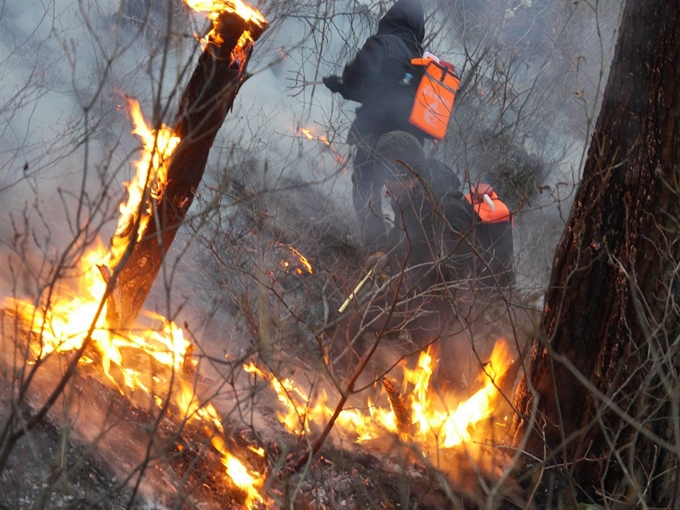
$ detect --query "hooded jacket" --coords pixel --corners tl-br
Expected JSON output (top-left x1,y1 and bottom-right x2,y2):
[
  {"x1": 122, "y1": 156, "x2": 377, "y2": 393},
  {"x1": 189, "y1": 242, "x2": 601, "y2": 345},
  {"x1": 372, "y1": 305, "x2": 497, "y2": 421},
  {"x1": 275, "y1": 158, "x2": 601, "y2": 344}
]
[{"x1": 340, "y1": 0, "x2": 426, "y2": 142}]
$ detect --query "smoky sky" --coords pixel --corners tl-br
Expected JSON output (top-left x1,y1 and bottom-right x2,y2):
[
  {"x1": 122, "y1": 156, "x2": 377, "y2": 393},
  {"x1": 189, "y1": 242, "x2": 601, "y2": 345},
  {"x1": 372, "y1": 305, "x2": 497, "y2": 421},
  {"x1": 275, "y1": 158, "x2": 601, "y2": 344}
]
[{"x1": 0, "y1": 0, "x2": 623, "y2": 296}]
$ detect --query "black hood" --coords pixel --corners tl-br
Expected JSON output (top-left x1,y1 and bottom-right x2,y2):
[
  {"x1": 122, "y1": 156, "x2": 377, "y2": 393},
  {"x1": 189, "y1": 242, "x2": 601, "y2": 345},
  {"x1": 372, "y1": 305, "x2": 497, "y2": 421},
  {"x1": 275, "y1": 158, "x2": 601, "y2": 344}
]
[{"x1": 377, "y1": 0, "x2": 425, "y2": 45}]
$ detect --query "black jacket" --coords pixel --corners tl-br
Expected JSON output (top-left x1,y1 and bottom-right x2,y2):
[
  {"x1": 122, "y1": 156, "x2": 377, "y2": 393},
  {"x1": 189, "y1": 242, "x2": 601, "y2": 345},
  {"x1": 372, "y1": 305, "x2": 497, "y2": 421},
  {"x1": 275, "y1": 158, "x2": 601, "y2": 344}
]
[{"x1": 340, "y1": 0, "x2": 426, "y2": 142}]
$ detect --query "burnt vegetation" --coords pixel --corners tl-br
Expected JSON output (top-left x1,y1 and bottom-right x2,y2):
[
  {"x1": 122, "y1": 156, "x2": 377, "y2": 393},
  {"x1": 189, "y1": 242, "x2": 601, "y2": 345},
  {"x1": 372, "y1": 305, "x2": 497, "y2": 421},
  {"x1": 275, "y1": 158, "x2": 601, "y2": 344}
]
[{"x1": 2, "y1": 0, "x2": 680, "y2": 509}]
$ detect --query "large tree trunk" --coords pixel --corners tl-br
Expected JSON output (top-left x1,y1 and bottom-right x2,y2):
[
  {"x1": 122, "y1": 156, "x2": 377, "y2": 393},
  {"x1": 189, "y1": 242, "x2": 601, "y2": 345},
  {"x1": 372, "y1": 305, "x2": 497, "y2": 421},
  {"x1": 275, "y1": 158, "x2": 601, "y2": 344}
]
[
  {"x1": 109, "y1": 13, "x2": 266, "y2": 330},
  {"x1": 513, "y1": 0, "x2": 680, "y2": 505}
]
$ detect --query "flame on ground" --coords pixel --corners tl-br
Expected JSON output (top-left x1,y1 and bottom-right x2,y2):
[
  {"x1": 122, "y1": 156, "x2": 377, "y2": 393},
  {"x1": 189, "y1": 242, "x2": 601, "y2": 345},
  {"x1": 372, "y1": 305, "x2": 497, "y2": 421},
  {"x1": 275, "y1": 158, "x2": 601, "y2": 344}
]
[
  {"x1": 248, "y1": 339, "x2": 513, "y2": 450},
  {"x1": 279, "y1": 244, "x2": 313, "y2": 275},
  {"x1": 288, "y1": 246, "x2": 313, "y2": 274},
  {"x1": 3, "y1": 243, "x2": 192, "y2": 394},
  {"x1": 177, "y1": 382, "x2": 264, "y2": 507}
]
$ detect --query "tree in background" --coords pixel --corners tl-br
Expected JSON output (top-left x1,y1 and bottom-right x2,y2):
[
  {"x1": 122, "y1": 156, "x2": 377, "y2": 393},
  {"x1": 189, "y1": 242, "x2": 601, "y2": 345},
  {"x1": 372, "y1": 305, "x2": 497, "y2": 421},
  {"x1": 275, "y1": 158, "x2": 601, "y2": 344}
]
[{"x1": 513, "y1": 0, "x2": 680, "y2": 506}]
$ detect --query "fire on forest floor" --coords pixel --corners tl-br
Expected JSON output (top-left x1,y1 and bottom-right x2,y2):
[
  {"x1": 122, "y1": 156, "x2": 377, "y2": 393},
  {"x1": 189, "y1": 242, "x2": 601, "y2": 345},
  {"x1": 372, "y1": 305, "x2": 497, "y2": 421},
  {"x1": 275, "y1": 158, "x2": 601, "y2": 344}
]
[
  {"x1": 0, "y1": 281, "x2": 521, "y2": 509},
  {"x1": 0, "y1": 314, "x2": 519, "y2": 510}
]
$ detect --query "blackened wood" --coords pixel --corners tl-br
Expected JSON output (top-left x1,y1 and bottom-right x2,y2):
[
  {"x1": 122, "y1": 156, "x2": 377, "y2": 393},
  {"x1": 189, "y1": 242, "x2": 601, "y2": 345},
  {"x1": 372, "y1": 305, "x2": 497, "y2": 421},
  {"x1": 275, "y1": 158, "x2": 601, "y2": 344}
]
[
  {"x1": 110, "y1": 13, "x2": 267, "y2": 330},
  {"x1": 512, "y1": 0, "x2": 680, "y2": 504}
]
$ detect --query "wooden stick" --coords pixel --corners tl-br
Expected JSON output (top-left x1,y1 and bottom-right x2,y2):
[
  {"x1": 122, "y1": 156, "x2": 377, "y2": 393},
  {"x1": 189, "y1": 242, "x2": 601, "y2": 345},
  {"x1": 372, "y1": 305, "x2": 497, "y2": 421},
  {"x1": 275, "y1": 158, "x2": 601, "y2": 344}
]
[{"x1": 338, "y1": 268, "x2": 374, "y2": 313}]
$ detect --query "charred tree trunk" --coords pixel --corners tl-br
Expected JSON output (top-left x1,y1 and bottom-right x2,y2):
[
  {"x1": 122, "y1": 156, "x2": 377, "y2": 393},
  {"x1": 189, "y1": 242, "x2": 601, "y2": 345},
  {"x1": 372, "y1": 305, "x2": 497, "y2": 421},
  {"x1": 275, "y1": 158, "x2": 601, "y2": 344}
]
[
  {"x1": 110, "y1": 13, "x2": 266, "y2": 330},
  {"x1": 513, "y1": 0, "x2": 680, "y2": 505}
]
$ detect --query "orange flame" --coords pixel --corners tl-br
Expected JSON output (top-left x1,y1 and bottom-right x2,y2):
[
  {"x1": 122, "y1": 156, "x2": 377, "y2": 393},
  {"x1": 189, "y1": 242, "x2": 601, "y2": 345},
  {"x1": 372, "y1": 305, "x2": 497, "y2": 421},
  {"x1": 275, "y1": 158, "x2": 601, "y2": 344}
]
[
  {"x1": 5, "y1": 100, "x2": 267, "y2": 506},
  {"x1": 288, "y1": 246, "x2": 313, "y2": 274},
  {"x1": 107, "y1": 99, "x2": 180, "y2": 270},
  {"x1": 4, "y1": 241, "x2": 194, "y2": 393},
  {"x1": 8, "y1": 250, "x2": 265, "y2": 506},
  {"x1": 248, "y1": 339, "x2": 514, "y2": 450},
  {"x1": 184, "y1": 0, "x2": 266, "y2": 53},
  {"x1": 177, "y1": 382, "x2": 264, "y2": 507},
  {"x1": 295, "y1": 126, "x2": 345, "y2": 165}
]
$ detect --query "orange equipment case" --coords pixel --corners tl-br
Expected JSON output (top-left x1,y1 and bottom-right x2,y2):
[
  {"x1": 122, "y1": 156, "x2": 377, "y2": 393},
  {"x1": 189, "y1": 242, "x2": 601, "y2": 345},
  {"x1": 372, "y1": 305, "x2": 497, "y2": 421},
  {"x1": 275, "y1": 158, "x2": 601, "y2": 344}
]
[
  {"x1": 408, "y1": 58, "x2": 460, "y2": 140},
  {"x1": 465, "y1": 184, "x2": 513, "y2": 224}
]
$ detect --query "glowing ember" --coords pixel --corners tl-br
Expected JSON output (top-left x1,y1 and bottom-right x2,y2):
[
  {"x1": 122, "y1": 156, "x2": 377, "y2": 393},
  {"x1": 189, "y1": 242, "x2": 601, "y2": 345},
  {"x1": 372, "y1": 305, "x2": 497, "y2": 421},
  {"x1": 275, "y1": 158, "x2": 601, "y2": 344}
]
[
  {"x1": 278, "y1": 245, "x2": 313, "y2": 276},
  {"x1": 231, "y1": 30, "x2": 254, "y2": 63},
  {"x1": 107, "y1": 99, "x2": 180, "y2": 270},
  {"x1": 295, "y1": 126, "x2": 345, "y2": 165},
  {"x1": 248, "y1": 339, "x2": 514, "y2": 449},
  {"x1": 184, "y1": 0, "x2": 267, "y2": 52}
]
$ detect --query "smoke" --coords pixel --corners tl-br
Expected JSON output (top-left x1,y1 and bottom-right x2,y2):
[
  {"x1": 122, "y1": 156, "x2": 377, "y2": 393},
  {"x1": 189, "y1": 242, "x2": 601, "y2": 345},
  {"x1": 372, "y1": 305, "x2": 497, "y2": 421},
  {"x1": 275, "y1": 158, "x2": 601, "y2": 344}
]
[{"x1": 0, "y1": 0, "x2": 625, "y2": 277}]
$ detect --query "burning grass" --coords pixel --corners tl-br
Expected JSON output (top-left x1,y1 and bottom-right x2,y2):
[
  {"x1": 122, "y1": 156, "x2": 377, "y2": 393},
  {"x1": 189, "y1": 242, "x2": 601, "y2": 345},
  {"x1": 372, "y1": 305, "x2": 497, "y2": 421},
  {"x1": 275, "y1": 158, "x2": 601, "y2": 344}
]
[
  {"x1": 244, "y1": 339, "x2": 514, "y2": 451},
  {"x1": 0, "y1": 203, "x2": 522, "y2": 507}
]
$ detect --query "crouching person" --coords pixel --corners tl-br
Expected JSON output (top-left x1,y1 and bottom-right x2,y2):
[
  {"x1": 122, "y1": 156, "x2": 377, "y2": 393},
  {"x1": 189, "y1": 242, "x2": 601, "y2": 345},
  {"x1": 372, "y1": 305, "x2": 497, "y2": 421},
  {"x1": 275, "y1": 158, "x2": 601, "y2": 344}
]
[{"x1": 329, "y1": 131, "x2": 478, "y2": 389}]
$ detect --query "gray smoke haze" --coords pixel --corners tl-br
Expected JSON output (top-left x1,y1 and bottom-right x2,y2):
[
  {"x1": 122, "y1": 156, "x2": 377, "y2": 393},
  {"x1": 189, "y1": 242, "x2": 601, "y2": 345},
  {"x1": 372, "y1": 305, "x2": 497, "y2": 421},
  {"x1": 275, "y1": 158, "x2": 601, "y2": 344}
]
[
  {"x1": 0, "y1": 0, "x2": 627, "y2": 356},
  {"x1": 0, "y1": 0, "x2": 623, "y2": 287}
]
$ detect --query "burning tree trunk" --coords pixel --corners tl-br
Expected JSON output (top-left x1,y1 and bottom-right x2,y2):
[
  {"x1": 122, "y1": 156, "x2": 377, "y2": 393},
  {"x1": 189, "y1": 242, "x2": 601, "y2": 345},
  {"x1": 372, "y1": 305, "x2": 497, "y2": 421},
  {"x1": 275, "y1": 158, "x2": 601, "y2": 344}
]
[
  {"x1": 109, "y1": 10, "x2": 267, "y2": 330},
  {"x1": 513, "y1": 0, "x2": 680, "y2": 505}
]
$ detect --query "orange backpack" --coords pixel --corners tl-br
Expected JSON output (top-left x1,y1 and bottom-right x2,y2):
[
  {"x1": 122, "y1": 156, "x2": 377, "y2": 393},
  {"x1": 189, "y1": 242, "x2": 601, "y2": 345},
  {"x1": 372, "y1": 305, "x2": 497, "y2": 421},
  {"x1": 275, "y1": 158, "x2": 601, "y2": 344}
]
[{"x1": 408, "y1": 57, "x2": 460, "y2": 140}]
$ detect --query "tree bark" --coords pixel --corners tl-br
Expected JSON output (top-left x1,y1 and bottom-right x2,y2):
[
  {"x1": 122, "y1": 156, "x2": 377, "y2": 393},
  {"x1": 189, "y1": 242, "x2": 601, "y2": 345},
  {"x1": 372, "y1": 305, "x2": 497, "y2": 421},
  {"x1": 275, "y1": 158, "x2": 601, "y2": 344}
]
[
  {"x1": 109, "y1": 13, "x2": 267, "y2": 330},
  {"x1": 513, "y1": 0, "x2": 680, "y2": 505}
]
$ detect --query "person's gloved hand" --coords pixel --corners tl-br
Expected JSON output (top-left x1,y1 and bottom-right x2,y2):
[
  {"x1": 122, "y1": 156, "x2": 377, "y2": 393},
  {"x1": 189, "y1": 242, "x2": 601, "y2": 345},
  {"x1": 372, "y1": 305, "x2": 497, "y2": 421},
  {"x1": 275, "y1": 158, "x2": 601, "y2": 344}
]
[
  {"x1": 323, "y1": 75, "x2": 344, "y2": 93},
  {"x1": 364, "y1": 251, "x2": 388, "y2": 274}
]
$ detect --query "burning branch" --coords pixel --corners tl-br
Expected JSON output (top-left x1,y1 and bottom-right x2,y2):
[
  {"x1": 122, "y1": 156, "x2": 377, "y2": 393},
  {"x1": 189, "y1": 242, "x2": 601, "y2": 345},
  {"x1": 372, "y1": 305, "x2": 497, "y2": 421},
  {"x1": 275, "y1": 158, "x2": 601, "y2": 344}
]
[
  {"x1": 108, "y1": 3, "x2": 268, "y2": 330},
  {"x1": 382, "y1": 377, "x2": 412, "y2": 437}
]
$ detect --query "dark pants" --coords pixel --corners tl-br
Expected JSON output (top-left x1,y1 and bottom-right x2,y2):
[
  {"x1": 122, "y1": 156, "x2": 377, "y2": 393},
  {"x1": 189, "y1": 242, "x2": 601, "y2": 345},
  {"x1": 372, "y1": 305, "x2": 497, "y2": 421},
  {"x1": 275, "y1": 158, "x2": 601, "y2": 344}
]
[
  {"x1": 351, "y1": 135, "x2": 389, "y2": 250},
  {"x1": 349, "y1": 124, "x2": 427, "y2": 250}
]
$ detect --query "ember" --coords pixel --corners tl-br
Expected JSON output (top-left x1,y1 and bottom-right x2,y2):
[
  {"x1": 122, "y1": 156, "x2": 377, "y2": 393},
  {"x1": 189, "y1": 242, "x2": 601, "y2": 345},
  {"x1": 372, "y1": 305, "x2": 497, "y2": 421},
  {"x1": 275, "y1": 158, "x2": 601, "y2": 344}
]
[{"x1": 295, "y1": 125, "x2": 345, "y2": 165}]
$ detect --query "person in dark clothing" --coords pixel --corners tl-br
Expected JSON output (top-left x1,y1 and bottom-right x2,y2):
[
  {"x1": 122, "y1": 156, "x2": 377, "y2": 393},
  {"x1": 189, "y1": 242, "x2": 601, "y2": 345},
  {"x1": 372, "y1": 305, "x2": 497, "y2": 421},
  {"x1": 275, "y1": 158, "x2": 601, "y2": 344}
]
[
  {"x1": 331, "y1": 132, "x2": 478, "y2": 383},
  {"x1": 425, "y1": 157, "x2": 462, "y2": 196},
  {"x1": 323, "y1": 0, "x2": 427, "y2": 249},
  {"x1": 378, "y1": 133, "x2": 477, "y2": 303}
]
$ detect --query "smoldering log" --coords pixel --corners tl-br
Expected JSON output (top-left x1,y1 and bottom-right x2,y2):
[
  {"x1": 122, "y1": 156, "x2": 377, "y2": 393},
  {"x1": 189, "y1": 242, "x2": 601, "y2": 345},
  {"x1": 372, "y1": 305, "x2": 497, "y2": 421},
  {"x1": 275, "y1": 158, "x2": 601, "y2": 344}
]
[{"x1": 109, "y1": 12, "x2": 267, "y2": 330}]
